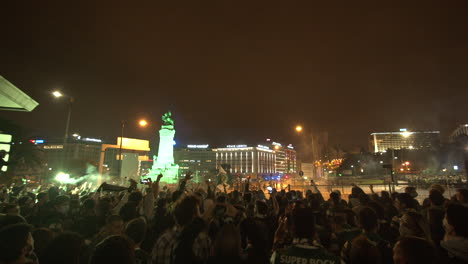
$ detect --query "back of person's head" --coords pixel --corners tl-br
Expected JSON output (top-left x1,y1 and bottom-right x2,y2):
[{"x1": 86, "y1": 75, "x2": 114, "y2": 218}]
[
  {"x1": 97, "y1": 197, "x2": 112, "y2": 216},
  {"x1": 405, "y1": 187, "x2": 418, "y2": 198},
  {"x1": 349, "y1": 235, "x2": 382, "y2": 264},
  {"x1": 216, "y1": 195, "x2": 227, "y2": 204},
  {"x1": 128, "y1": 191, "x2": 143, "y2": 204},
  {"x1": 37, "y1": 192, "x2": 48, "y2": 202},
  {"x1": 41, "y1": 232, "x2": 85, "y2": 264},
  {"x1": 0, "y1": 223, "x2": 32, "y2": 263},
  {"x1": 367, "y1": 201, "x2": 384, "y2": 220},
  {"x1": 358, "y1": 193, "x2": 370, "y2": 206},
  {"x1": 396, "y1": 193, "x2": 416, "y2": 210},
  {"x1": 456, "y1": 188, "x2": 468, "y2": 203},
  {"x1": 430, "y1": 184, "x2": 445, "y2": 195},
  {"x1": 124, "y1": 218, "x2": 146, "y2": 245},
  {"x1": 255, "y1": 200, "x2": 268, "y2": 216},
  {"x1": 214, "y1": 223, "x2": 241, "y2": 257},
  {"x1": 330, "y1": 191, "x2": 340, "y2": 205},
  {"x1": 83, "y1": 198, "x2": 96, "y2": 211},
  {"x1": 293, "y1": 207, "x2": 315, "y2": 239},
  {"x1": 429, "y1": 189, "x2": 444, "y2": 206},
  {"x1": 90, "y1": 235, "x2": 135, "y2": 264},
  {"x1": 32, "y1": 228, "x2": 54, "y2": 259},
  {"x1": 358, "y1": 207, "x2": 378, "y2": 232},
  {"x1": 174, "y1": 195, "x2": 199, "y2": 227},
  {"x1": 393, "y1": 236, "x2": 437, "y2": 264},
  {"x1": 48, "y1": 187, "x2": 60, "y2": 201},
  {"x1": 445, "y1": 203, "x2": 468, "y2": 238},
  {"x1": 105, "y1": 215, "x2": 124, "y2": 234},
  {"x1": 400, "y1": 211, "x2": 430, "y2": 240},
  {"x1": 119, "y1": 201, "x2": 139, "y2": 222}
]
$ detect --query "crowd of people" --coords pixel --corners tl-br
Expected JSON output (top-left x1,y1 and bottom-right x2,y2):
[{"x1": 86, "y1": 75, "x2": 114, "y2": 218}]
[{"x1": 0, "y1": 173, "x2": 467, "y2": 264}]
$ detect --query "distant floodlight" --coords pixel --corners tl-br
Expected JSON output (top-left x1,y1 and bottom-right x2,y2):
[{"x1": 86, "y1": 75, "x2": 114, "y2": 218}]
[
  {"x1": 52, "y1": 91, "x2": 63, "y2": 98},
  {"x1": 55, "y1": 172, "x2": 70, "y2": 183},
  {"x1": 295, "y1": 125, "x2": 303, "y2": 132},
  {"x1": 401, "y1": 131, "x2": 412, "y2": 137}
]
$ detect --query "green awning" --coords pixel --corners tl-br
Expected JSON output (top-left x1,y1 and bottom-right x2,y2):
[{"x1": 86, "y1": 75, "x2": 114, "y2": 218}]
[{"x1": 0, "y1": 76, "x2": 39, "y2": 112}]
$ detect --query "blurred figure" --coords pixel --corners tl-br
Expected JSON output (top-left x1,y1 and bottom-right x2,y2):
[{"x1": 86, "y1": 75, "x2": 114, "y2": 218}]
[
  {"x1": 0, "y1": 223, "x2": 36, "y2": 264},
  {"x1": 40, "y1": 232, "x2": 85, "y2": 264},
  {"x1": 125, "y1": 217, "x2": 150, "y2": 264},
  {"x1": 349, "y1": 235, "x2": 382, "y2": 264},
  {"x1": 32, "y1": 228, "x2": 54, "y2": 261},
  {"x1": 455, "y1": 189, "x2": 468, "y2": 206},
  {"x1": 399, "y1": 211, "x2": 431, "y2": 241},
  {"x1": 90, "y1": 235, "x2": 135, "y2": 264},
  {"x1": 393, "y1": 236, "x2": 437, "y2": 264},
  {"x1": 270, "y1": 208, "x2": 341, "y2": 264},
  {"x1": 441, "y1": 204, "x2": 468, "y2": 263},
  {"x1": 92, "y1": 214, "x2": 124, "y2": 245},
  {"x1": 208, "y1": 223, "x2": 244, "y2": 264}
]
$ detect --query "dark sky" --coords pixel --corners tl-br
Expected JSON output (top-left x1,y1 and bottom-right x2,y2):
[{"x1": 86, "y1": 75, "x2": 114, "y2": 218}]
[{"x1": 1, "y1": 1, "x2": 468, "y2": 150}]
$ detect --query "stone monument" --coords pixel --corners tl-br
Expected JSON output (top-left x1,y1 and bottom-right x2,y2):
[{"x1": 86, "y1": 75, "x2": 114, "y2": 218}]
[{"x1": 147, "y1": 111, "x2": 179, "y2": 184}]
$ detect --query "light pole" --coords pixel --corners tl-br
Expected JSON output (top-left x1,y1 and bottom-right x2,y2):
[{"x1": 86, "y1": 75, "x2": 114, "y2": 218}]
[
  {"x1": 295, "y1": 125, "x2": 319, "y2": 180},
  {"x1": 52, "y1": 91, "x2": 74, "y2": 146}
]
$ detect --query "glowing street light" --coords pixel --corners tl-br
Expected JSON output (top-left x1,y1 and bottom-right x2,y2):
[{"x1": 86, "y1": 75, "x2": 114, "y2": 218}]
[
  {"x1": 295, "y1": 125, "x2": 303, "y2": 133},
  {"x1": 52, "y1": 91, "x2": 63, "y2": 98},
  {"x1": 138, "y1": 119, "x2": 148, "y2": 127}
]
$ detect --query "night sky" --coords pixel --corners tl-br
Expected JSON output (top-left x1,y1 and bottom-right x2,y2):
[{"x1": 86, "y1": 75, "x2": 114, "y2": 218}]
[{"x1": 1, "y1": 1, "x2": 468, "y2": 150}]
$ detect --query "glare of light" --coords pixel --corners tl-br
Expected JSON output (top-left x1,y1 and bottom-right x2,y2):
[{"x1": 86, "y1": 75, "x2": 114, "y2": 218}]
[
  {"x1": 138, "y1": 119, "x2": 148, "y2": 127},
  {"x1": 52, "y1": 91, "x2": 63, "y2": 98},
  {"x1": 360, "y1": 168, "x2": 364, "y2": 173},
  {"x1": 55, "y1": 172, "x2": 70, "y2": 183},
  {"x1": 442, "y1": 168, "x2": 447, "y2": 172},
  {"x1": 400, "y1": 168, "x2": 404, "y2": 171},
  {"x1": 295, "y1": 125, "x2": 303, "y2": 132},
  {"x1": 409, "y1": 146, "x2": 414, "y2": 149},
  {"x1": 72, "y1": 133, "x2": 80, "y2": 137},
  {"x1": 274, "y1": 145, "x2": 280, "y2": 150},
  {"x1": 405, "y1": 161, "x2": 410, "y2": 165},
  {"x1": 453, "y1": 165, "x2": 458, "y2": 170},
  {"x1": 303, "y1": 176, "x2": 308, "y2": 179},
  {"x1": 401, "y1": 131, "x2": 412, "y2": 137},
  {"x1": 350, "y1": 165, "x2": 354, "y2": 168}
]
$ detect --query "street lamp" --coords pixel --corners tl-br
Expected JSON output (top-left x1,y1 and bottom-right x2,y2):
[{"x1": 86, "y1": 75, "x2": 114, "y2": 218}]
[
  {"x1": 295, "y1": 125, "x2": 303, "y2": 133},
  {"x1": 138, "y1": 119, "x2": 148, "y2": 127},
  {"x1": 52, "y1": 91, "x2": 74, "y2": 145}
]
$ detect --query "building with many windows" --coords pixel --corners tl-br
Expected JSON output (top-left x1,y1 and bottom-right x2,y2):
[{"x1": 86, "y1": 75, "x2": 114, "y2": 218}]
[
  {"x1": 213, "y1": 145, "x2": 276, "y2": 177},
  {"x1": 174, "y1": 144, "x2": 216, "y2": 180},
  {"x1": 370, "y1": 128, "x2": 440, "y2": 153}
]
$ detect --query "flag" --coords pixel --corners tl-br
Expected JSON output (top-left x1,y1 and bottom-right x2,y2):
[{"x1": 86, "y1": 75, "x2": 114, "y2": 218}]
[{"x1": 218, "y1": 166, "x2": 227, "y2": 174}]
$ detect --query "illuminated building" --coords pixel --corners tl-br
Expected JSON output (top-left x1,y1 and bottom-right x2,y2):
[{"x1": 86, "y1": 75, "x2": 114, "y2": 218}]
[
  {"x1": 148, "y1": 112, "x2": 179, "y2": 184},
  {"x1": 213, "y1": 145, "x2": 276, "y2": 177},
  {"x1": 39, "y1": 136, "x2": 149, "y2": 182},
  {"x1": 99, "y1": 137, "x2": 150, "y2": 180},
  {"x1": 174, "y1": 145, "x2": 216, "y2": 181},
  {"x1": 370, "y1": 128, "x2": 440, "y2": 153},
  {"x1": 266, "y1": 141, "x2": 297, "y2": 174},
  {"x1": 449, "y1": 124, "x2": 468, "y2": 142}
]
